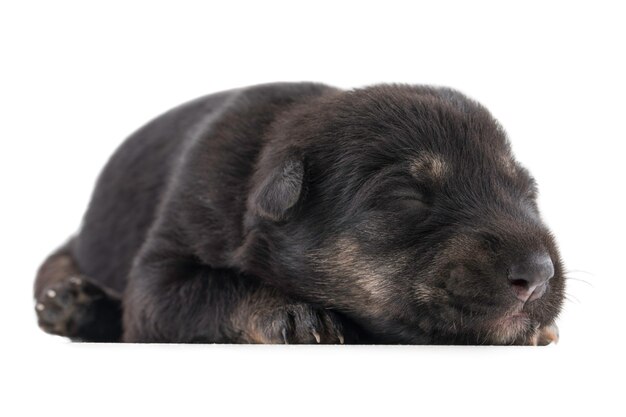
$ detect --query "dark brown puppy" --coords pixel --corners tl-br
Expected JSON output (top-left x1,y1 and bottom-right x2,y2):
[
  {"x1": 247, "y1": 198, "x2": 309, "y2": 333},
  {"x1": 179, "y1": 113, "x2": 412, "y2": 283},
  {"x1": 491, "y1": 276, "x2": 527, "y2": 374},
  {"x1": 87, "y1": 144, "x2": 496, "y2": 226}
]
[{"x1": 34, "y1": 83, "x2": 565, "y2": 344}]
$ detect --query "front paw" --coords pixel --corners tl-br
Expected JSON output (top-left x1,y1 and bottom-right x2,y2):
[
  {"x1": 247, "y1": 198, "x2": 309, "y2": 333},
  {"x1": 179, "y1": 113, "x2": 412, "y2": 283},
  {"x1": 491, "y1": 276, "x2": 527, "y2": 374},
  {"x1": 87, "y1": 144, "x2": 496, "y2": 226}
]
[
  {"x1": 528, "y1": 323, "x2": 559, "y2": 346},
  {"x1": 233, "y1": 302, "x2": 346, "y2": 344}
]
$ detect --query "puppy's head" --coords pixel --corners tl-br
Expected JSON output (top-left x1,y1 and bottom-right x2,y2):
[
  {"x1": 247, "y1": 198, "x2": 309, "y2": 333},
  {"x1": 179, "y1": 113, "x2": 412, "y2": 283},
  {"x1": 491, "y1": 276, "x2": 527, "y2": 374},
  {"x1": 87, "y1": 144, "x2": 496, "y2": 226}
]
[{"x1": 244, "y1": 85, "x2": 565, "y2": 344}]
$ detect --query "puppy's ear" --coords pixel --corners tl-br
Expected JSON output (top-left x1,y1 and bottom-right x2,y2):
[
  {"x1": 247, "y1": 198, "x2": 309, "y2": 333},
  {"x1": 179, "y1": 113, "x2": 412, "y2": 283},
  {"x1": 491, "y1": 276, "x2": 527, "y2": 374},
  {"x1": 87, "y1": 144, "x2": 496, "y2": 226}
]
[{"x1": 249, "y1": 155, "x2": 304, "y2": 221}]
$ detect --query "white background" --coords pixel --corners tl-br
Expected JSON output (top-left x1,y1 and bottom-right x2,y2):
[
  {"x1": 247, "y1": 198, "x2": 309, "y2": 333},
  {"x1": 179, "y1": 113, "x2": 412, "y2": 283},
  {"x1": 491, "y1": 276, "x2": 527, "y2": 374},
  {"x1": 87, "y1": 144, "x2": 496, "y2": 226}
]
[{"x1": 1, "y1": 1, "x2": 624, "y2": 416}]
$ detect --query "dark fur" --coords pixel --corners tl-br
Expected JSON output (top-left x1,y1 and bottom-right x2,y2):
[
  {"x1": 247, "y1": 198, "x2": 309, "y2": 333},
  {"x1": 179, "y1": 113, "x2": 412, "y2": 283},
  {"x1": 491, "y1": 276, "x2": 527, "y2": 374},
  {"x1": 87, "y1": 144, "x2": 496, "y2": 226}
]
[{"x1": 34, "y1": 82, "x2": 565, "y2": 344}]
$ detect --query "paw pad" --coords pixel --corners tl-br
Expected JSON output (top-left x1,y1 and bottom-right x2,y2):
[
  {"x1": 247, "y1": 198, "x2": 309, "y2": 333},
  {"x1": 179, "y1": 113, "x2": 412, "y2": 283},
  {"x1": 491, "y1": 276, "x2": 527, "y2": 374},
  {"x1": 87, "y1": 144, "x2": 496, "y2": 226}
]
[{"x1": 35, "y1": 276, "x2": 103, "y2": 337}]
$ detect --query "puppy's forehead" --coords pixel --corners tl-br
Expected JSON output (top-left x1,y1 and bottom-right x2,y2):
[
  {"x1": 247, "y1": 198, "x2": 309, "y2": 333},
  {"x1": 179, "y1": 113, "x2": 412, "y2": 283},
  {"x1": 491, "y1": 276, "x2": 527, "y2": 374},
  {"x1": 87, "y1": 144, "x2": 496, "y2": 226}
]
[{"x1": 406, "y1": 148, "x2": 521, "y2": 182}]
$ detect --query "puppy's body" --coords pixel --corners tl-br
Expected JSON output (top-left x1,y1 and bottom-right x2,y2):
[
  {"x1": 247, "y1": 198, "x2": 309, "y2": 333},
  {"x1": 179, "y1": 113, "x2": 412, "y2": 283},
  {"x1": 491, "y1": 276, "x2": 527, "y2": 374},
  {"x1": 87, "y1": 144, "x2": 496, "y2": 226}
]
[
  {"x1": 76, "y1": 84, "x2": 330, "y2": 295},
  {"x1": 34, "y1": 83, "x2": 565, "y2": 344}
]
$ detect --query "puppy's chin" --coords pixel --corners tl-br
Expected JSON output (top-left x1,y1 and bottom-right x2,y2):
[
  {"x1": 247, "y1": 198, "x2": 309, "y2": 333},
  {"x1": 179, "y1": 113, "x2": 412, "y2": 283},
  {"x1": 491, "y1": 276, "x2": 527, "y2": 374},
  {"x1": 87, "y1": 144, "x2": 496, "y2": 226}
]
[
  {"x1": 431, "y1": 298, "x2": 538, "y2": 344},
  {"x1": 486, "y1": 310, "x2": 533, "y2": 344}
]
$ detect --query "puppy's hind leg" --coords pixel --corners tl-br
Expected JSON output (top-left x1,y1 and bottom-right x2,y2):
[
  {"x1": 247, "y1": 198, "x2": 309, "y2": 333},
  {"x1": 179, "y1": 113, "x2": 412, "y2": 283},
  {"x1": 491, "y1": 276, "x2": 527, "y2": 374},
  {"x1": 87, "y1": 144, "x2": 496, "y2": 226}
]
[{"x1": 34, "y1": 240, "x2": 122, "y2": 342}]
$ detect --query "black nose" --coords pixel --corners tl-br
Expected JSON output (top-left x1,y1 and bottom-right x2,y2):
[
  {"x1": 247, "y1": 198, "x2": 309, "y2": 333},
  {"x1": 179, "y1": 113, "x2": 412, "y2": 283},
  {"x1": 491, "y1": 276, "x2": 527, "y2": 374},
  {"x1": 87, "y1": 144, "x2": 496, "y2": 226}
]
[{"x1": 508, "y1": 254, "x2": 554, "y2": 303}]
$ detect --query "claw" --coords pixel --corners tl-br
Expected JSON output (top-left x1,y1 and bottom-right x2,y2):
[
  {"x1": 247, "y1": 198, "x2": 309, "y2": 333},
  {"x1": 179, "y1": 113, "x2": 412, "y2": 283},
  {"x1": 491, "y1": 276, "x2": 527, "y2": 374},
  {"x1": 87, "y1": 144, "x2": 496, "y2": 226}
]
[
  {"x1": 538, "y1": 324, "x2": 559, "y2": 345},
  {"x1": 312, "y1": 330, "x2": 321, "y2": 344},
  {"x1": 69, "y1": 276, "x2": 82, "y2": 285},
  {"x1": 36, "y1": 303, "x2": 45, "y2": 311},
  {"x1": 46, "y1": 289, "x2": 56, "y2": 298},
  {"x1": 281, "y1": 328, "x2": 288, "y2": 344},
  {"x1": 338, "y1": 333, "x2": 345, "y2": 344}
]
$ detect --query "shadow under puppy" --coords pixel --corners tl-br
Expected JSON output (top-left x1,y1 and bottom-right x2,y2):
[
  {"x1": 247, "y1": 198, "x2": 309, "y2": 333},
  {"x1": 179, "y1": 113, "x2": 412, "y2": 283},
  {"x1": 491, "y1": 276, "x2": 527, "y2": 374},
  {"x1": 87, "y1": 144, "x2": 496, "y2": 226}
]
[{"x1": 34, "y1": 82, "x2": 565, "y2": 345}]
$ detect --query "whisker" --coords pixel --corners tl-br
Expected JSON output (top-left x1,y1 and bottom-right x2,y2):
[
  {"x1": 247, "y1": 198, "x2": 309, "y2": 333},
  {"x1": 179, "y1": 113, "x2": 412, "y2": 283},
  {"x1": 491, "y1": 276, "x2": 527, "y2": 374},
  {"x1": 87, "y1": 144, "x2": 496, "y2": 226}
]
[
  {"x1": 564, "y1": 276, "x2": 593, "y2": 287},
  {"x1": 564, "y1": 269, "x2": 594, "y2": 276}
]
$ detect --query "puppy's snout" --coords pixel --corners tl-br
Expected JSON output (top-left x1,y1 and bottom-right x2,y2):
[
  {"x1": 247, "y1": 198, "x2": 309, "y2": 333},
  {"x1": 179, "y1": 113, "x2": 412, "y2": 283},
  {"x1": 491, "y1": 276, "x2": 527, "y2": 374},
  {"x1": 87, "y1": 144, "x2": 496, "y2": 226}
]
[{"x1": 507, "y1": 254, "x2": 554, "y2": 303}]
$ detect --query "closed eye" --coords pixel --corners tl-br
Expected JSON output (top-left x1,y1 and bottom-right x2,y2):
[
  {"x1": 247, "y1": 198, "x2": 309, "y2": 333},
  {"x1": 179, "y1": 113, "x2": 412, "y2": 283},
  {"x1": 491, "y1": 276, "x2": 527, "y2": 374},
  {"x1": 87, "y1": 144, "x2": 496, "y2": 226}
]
[
  {"x1": 387, "y1": 188, "x2": 432, "y2": 210},
  {"x1": 391, "y1": 191, "x2": 427, "y2": 202},
  {"x1": 353, "y1": 165, "x2": 434, "y2": 211}
]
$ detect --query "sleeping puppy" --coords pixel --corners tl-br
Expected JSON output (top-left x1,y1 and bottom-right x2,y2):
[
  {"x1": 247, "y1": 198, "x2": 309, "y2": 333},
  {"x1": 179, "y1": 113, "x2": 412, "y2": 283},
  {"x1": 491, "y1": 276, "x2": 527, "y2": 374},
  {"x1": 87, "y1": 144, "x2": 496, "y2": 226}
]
[{"x1": 34, "y1": 82, "x2": 565, "y2": 345}]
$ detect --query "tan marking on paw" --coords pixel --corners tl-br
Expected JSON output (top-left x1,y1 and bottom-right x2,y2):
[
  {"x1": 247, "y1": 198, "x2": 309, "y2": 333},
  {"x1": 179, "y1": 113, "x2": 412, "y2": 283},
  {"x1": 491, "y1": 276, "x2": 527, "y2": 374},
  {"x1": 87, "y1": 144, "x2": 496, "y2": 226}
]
[{"x1": 536, "y1": 323, "x2": 559, "y2": 345}]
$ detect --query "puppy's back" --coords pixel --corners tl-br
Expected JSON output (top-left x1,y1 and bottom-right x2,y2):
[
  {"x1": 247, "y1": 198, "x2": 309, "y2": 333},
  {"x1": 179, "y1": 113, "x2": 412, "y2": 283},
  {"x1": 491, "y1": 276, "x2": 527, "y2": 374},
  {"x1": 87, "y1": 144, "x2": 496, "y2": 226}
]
[{"x1": 74, "y1": 90, "x2": 236, "y2": 293}]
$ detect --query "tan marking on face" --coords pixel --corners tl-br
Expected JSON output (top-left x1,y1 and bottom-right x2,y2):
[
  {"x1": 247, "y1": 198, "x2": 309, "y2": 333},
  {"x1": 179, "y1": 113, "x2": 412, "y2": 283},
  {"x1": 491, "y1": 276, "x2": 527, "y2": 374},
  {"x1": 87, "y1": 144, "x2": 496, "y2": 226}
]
[
  {"x1": 415, "y1": 283, "x2": 449, "y2": 305},
  {"x1": 308, "y1": 236, "x2": 406, "y2": 314},
  {"x1": 414, "y1": 283, "x2": 433, "y2": 304},
  {"x1": 333, "y1": 238, "x2": 395, "y2": 298},
  {"x1": 409, "y1": 153, "x2": 449, "y2": 182}
]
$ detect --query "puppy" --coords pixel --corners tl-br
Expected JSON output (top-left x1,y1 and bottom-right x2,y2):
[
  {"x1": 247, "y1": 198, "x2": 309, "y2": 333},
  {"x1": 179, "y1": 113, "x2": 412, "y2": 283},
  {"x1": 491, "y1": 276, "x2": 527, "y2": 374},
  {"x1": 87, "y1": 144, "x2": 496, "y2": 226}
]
[{"x1": 34, "y1": 82, "x2": 565, "y2": 344}]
